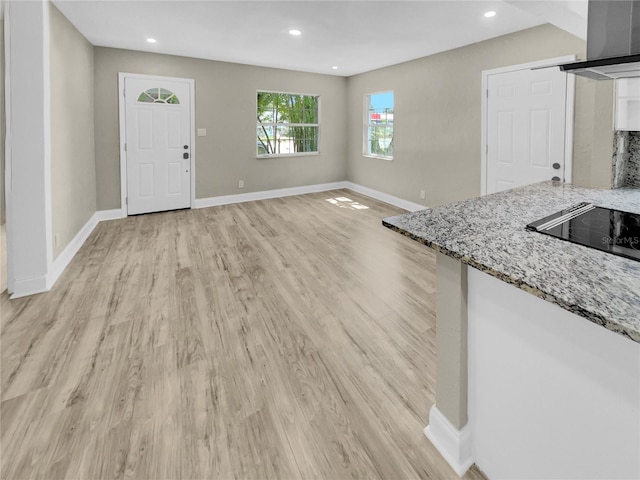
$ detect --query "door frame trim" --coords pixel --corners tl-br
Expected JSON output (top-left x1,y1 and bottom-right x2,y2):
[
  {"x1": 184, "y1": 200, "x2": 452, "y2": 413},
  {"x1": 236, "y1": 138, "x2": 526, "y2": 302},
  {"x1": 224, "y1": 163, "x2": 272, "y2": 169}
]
[
  {"x1": 480, "y1": 55, "x2": 576, "y2": 196},
  {"x1": 118, "y1": 72, "x2": 196, "y2": 217}
]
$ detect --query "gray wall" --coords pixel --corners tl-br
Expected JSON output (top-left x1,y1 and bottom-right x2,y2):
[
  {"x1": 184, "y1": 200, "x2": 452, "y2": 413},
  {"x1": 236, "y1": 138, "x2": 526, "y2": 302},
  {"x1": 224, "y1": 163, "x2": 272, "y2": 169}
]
[
  {"x1": 50, "y1": 4, "x2": 96, "y2": 258},
  {"x1": 1, "y1": 12, "x2": 5, "y2": 225},
  {"x1": 94, "y1": 48, "x2": 348, "y2": 210},
  {"x1": 572, "y1": 78, "x2": 615, "y2": 188},
  {"x1": 346, "y1": 24, "x2": 614, "y2": 207},
  {"x1": 61, "y1": 21, "x2": 619, "y2": 215}
]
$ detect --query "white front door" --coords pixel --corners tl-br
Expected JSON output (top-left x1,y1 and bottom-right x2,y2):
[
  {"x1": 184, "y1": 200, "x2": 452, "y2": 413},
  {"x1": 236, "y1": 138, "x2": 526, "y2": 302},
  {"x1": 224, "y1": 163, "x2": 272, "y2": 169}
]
[
  {"x1": 486, "y1": 67, "x2": 568, "y2": 194},
  {"x1": 124, "y1": 76, "x2": 192, "y2": 215}
]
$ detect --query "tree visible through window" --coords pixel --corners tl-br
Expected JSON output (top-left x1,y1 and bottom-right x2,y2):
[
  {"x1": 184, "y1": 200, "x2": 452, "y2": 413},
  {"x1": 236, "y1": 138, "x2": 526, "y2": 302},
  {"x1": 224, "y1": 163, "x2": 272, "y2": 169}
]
[
  {"x1": 365, "y1": 91, "x2": 394, "y2": 158},
  {"x1": 137, "y1": 88, "x2": 180, "y2": 104},
  {"x1": 257, "y1": 92, "x2": 319, "y2": 156}
]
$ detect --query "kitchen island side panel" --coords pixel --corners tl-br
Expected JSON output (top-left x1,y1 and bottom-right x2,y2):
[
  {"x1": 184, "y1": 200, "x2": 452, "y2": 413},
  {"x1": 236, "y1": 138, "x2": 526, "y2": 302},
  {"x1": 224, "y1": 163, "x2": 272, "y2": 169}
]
[{"x1": 468, "y1": 267, "x2": 640, "y2": 480}]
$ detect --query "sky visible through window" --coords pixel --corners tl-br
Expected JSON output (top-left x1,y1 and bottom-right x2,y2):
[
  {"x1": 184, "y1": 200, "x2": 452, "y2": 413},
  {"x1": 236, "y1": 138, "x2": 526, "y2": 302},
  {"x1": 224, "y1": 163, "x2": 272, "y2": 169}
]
[
  {"x1": 366, "y1": 91, "x2": 393, "y2": 158},
  {"x1": 371, "y1": 91, "x2": 393, "y2": 110}
]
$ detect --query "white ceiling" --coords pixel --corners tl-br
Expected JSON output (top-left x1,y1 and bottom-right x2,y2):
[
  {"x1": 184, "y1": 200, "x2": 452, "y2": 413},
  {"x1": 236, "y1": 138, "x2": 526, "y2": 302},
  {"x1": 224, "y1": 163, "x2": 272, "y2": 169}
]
[{"x1": 52, "y1": 0, "x2": 588, "y2": 77}]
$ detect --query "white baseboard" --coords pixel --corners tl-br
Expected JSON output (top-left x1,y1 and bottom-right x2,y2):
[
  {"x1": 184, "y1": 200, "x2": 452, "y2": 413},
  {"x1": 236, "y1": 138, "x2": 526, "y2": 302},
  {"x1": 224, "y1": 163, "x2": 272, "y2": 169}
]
[
  {"x1": 424, "y1": 405, "x2": 474, "y2": 477},
  {"x1": 11, "y1": 208, "x2": 124, "y2": 298},
  {"x1": 10, "y1": 274, "x2": 49, "y2": 299},
  {"x1": 95, "y1": 209, "x2": 124, "y2": 221},
  {"x1": 194, "y1": 181, "x2": 350, "y2": 209},
  {"x1": 49, "y1": 211, "x2": 102, "y2": 287},
  {"x1": 194, "y1": 181, "x2": 426, "y2": 213},
  {"x1": 343, "y1": 182, "x2": 425, "y2": 212}
]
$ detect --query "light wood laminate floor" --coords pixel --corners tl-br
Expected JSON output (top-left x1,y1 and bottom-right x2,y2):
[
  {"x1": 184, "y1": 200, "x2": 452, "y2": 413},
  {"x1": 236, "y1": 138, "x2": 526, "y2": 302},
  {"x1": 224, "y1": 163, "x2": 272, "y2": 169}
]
[{"x1": 1, "y1": 190, "x2": 486, "y2": 480}]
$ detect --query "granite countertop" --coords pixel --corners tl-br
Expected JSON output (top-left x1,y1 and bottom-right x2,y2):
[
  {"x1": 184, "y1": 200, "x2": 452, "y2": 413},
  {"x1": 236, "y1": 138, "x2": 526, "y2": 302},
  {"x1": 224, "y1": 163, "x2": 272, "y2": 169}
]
[{"x1": 383, "y1": 182, "x2": 640, "y2": 344}]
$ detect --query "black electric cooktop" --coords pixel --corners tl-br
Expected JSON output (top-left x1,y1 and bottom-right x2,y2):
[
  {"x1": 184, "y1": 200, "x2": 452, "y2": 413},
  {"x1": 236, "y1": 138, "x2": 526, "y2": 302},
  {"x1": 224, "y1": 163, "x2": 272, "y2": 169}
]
[{"x1": 526, "y1": 202, "x2": 640, "y2": 262}]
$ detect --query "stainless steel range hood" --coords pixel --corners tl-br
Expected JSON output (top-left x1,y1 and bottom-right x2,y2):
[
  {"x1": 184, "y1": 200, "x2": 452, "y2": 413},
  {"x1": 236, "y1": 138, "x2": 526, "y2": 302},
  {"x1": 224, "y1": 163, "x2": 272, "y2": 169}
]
[{"x1": 559, "y1": 0, "x2": 640, "y2": 80}]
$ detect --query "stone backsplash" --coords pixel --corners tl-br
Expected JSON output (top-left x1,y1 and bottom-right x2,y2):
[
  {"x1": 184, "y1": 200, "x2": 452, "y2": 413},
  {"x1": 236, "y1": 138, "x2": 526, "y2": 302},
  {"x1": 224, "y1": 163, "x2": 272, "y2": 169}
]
[{"x1": 612, "y1": 130, "x2": 640, "y2": 189}]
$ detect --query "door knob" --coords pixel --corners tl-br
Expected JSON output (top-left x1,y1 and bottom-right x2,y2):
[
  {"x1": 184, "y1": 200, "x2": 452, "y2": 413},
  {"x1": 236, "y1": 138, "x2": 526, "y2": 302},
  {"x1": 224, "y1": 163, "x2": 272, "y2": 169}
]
[
  {"x1": 184, "y1": 145, "x2": 189, "y2": 149},
  {"x1": 552, "y1": 176, "x2": 560, "y2": 181},
  {"x1": 183, "y1": 152, "x2": 189, "y2": 159},
  {"x1": 553, "y1": 163, "x2": 561, "y2": 170}
]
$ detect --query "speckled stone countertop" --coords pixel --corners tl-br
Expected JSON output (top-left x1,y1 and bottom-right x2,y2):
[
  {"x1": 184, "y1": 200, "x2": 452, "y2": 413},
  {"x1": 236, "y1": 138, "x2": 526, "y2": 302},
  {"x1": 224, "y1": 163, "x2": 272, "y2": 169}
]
[{"x1": 383, "y1": 182, "x2": 640, "y2": 344}]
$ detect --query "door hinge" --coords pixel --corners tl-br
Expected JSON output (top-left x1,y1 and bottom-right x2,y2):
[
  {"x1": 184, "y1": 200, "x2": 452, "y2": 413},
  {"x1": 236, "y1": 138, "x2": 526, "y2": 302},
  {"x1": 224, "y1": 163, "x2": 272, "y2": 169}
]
[
  {"x1": 123, "y1": 89, "x2": 126, "y2": 98},
  {"x1": 125, "y1": 197, "x2": 128, "y2": 206},
  {"x1": 124, "y1": 143, "x2": 127, "y2": 152}
]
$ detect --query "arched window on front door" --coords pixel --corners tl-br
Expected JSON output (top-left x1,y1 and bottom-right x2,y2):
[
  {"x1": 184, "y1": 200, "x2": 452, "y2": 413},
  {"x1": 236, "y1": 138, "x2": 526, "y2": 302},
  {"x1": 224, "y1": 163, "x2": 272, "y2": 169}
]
[{"x1": 137, "y1": 88, "x2": 180, "y2": 104}]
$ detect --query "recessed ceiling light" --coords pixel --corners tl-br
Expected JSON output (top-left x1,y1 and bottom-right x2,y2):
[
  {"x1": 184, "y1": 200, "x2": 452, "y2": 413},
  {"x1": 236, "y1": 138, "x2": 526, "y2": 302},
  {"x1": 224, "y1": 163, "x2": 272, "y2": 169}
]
[
  {"x1": 146, "y1": 38, "x2": 157, "y2": 43},
  {"x1": 289, "y1": 29, "x2": 302, "y2": 36},
  {"x1": 332, "y1": 66, "x2": 338, "y2": 70},
  {"x1": 484, "y1": 11, "x2": 496, "y2": 18}
]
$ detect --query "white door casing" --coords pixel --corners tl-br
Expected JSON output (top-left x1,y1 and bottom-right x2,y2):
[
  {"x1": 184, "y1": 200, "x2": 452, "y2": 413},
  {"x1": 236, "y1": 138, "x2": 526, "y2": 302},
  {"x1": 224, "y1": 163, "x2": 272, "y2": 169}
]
[
  {"x1": 119, "y1": 73, "x2": 195, "y2": 216},
  {"x1": 481, "y1": 57, "x2": 575, "y2": 195}
]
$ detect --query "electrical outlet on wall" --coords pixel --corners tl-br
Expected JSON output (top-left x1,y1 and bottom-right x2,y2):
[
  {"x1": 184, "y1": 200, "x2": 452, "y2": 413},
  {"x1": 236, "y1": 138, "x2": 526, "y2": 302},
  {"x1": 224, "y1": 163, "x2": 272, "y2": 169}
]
[
  {"x1": 420, "y1": 190, "x2": 426, "y2": 200},
  {"x1": 238, "y1": 180, "x2": 244, "y2": 189}
]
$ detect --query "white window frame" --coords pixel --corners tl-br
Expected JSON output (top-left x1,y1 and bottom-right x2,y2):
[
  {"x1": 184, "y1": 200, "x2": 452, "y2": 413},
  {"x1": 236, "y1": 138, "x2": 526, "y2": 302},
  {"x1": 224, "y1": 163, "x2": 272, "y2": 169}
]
[
  {"x1": 256, "y1": 90, "x2": 321, "y2": 158},
  {"x1": 363, "y1": 90, "x2": 394, "y2": 161}
]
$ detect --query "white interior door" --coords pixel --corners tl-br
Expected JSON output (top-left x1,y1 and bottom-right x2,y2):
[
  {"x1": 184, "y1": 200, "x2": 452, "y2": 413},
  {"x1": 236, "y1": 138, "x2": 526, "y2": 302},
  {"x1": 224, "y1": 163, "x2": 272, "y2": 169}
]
[
  {"x1": 486, "y1": 67, "x2": 568, "y2": 194},
  {"x1": 124, "y1": 77, "x2": 192, "y2": 215}
]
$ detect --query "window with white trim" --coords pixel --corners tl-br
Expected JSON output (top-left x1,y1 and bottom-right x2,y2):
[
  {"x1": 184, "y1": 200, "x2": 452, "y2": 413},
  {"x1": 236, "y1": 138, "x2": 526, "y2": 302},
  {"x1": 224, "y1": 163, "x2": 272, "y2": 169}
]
[
  {"x1": 257, "y1": 91, "x2": 319, "y2": 156},
  {"x1": 365, "y1": 91, "x2": 394, "y2": 159},
  {"x1": 137, "y1": 87, "x2": 180, "y2": 104}
]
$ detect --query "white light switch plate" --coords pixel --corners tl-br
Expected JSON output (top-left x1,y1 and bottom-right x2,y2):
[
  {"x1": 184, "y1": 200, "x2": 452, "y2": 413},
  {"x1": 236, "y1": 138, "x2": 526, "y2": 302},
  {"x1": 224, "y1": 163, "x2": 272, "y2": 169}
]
[{"x1": 197, "y1": 128, "x2": 207, "y2": 137}]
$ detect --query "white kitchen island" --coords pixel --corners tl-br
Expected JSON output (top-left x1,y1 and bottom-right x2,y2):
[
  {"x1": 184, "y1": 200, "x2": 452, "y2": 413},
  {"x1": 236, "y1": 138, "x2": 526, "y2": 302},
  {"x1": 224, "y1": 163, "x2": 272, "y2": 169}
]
[{"x1": 383, "y1": 182, "x2": 640, "y2": 479}]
